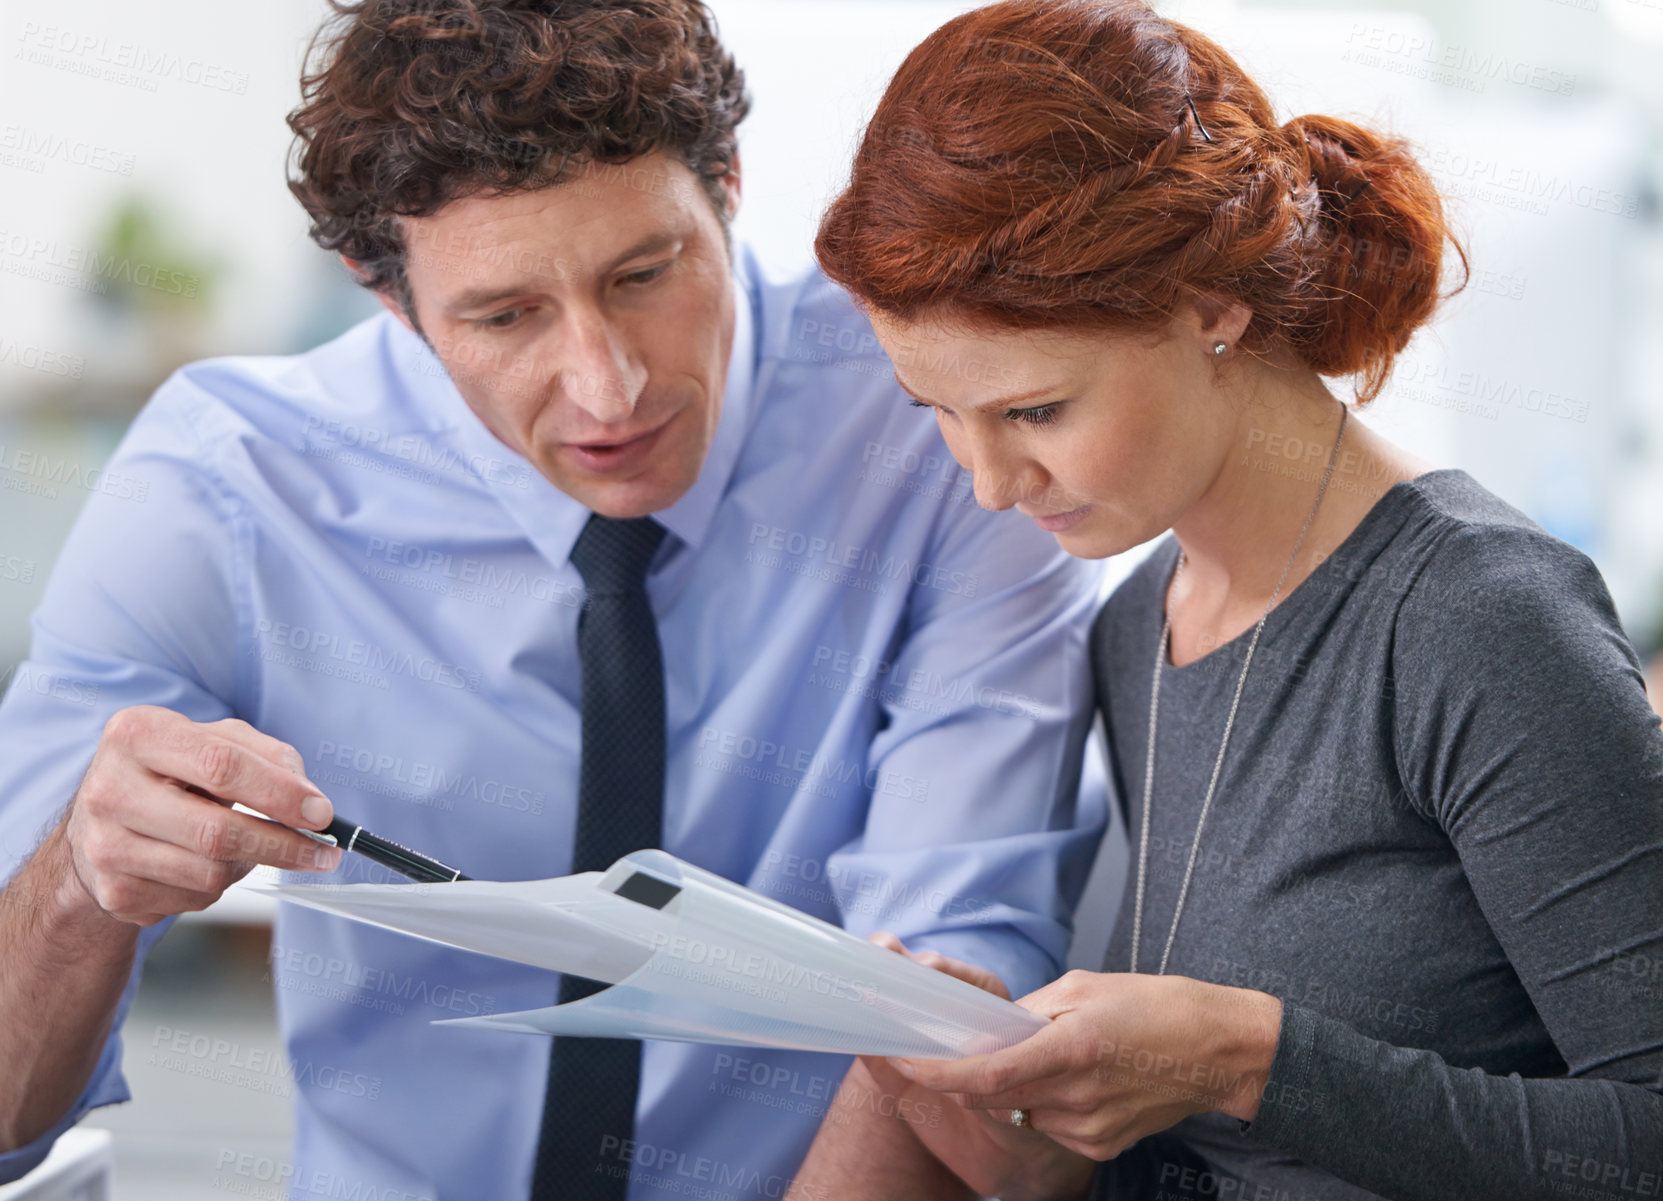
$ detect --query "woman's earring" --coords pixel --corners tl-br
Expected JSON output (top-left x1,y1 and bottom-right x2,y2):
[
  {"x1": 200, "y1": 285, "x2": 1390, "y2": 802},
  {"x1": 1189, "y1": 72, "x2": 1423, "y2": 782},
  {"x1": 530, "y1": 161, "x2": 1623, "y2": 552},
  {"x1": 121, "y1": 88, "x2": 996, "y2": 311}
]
[{"x1": 1212, "y1": 341, "x2": 1229, "y2": 355}]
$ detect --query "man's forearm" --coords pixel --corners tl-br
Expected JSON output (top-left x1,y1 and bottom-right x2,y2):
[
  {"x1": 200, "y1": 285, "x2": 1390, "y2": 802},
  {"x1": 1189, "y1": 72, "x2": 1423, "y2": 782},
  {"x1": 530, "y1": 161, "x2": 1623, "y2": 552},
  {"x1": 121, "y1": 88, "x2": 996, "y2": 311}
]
[
  {"x1": 0, "y1": 816, "x2": 138, "y2": 1152},
  {"x1": 788, "y1": 1061, "x2": 974, "y2": 1201}
]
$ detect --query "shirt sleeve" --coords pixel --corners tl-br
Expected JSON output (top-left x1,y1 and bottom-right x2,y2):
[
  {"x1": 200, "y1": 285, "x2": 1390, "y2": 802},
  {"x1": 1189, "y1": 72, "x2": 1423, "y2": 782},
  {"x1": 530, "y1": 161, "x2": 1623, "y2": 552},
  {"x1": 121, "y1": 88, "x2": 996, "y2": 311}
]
[
  {"x1": 824, "y1": 499, "x2": 1106, "y2": 1002},
  {"x1": 1240, "y1": 521, "x2": 1663, "y2": 1200},
  {"x1": 0, "y1": 378, "x2": 243, "y2": 1181}
]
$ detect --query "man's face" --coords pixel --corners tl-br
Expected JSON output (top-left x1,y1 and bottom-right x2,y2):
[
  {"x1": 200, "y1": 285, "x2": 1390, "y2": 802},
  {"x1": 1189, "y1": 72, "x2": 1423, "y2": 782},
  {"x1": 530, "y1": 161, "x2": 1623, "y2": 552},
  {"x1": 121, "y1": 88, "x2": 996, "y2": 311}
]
[{"x1": 380, "y1": 151, "x2": 741, "y2": 518}]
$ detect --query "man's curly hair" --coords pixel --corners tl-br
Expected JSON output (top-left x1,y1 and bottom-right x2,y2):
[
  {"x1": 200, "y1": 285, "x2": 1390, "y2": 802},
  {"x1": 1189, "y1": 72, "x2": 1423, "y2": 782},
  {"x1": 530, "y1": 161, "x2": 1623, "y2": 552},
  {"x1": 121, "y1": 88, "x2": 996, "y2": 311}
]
[{"x1": 287, "y1": 0, "x2": 750, "y2": 319}]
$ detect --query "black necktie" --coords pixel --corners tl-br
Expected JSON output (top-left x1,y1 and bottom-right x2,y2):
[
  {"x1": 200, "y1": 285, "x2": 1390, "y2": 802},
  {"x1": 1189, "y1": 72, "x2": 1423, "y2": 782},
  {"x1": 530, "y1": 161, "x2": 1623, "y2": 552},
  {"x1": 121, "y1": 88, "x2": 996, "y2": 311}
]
[{"x1": 531, "y1": 514, "x2": 668, "y2": 1201}]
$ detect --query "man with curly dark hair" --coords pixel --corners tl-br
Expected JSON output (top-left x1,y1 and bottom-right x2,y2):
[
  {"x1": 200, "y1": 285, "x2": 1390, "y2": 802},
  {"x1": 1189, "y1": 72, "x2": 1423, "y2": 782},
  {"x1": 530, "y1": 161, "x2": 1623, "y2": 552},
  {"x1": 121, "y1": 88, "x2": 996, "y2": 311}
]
[
  {"x1": 0, "y1": 2, "x2": 1103, "y2": 1199},
  {"x1": 288, "y1": 0, "x2": 755, "y2": 521}
]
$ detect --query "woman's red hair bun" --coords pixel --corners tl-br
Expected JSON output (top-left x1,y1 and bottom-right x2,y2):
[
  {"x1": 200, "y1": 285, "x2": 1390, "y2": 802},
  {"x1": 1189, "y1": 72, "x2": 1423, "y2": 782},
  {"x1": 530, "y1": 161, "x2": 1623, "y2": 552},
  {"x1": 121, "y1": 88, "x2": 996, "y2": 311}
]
[{"x1": 816, "y1": 0, "x2": 1469, "y2": 402}]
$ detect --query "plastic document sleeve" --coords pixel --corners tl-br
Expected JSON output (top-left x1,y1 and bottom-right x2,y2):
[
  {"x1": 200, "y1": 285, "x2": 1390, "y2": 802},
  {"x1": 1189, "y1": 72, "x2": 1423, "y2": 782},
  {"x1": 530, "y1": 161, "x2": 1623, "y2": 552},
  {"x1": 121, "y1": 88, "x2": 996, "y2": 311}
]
[{"x1": 249, "y1": 848, "x2": 1048, "y2": 1059}]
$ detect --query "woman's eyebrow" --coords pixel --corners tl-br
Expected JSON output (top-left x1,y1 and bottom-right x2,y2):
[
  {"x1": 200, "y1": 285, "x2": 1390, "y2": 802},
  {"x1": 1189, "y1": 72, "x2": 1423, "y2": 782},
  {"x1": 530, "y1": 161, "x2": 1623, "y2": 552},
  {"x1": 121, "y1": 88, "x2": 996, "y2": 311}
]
[{"x1": 892, "y1": 371, "x2": 1058, "y2": 409}]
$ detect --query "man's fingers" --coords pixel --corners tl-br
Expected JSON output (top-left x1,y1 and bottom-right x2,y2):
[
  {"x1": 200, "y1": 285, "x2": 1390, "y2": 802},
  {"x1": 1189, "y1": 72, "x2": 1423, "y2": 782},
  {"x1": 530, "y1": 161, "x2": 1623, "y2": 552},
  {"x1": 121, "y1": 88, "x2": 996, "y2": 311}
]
[
  {"x1": 67, "y1": 709, "x2": 339, "y2": 927},
  {"x1": 107, "y1": 831, "x2": 259, "y2": 896},
  {"x1": 201, "y1": 717, "x2": 312, "y2": 780},
  {"x1": 117, "y1": 779, "x2": 339, "y2": 873},
  {"x1": 96, "y1": 878, "x2": 225, "y2": 925},
  {"x1": 73, "y1": 829, "x2": 235, "y2": 921},
  {"x1": 104, "y1": 709, "x2": 333, "y2": 831}
]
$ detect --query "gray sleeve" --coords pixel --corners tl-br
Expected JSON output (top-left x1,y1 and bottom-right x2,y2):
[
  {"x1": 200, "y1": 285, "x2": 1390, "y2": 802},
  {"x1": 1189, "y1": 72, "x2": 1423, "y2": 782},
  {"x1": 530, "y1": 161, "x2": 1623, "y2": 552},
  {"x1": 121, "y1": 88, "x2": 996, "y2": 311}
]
[{"x1": 1241, "y1": 522, "x2": 1663, "y2": 1200}]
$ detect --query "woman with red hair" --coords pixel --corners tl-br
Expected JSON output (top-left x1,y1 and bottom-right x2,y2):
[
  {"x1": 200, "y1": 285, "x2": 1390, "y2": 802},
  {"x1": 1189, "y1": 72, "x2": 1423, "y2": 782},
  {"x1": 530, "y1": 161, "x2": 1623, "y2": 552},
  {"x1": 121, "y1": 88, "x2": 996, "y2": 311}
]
[{"x1": 788, "y1": 2, "x2": 1663, "y2": 1198}]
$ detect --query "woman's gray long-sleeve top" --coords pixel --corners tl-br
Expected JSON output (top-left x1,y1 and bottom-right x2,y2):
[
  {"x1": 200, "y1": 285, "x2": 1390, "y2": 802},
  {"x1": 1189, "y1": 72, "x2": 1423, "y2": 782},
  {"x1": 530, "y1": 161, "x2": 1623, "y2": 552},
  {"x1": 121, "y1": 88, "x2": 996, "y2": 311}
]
[{"x1": 1089, "y1": 469, "x2": 1663, "y2": 1201}]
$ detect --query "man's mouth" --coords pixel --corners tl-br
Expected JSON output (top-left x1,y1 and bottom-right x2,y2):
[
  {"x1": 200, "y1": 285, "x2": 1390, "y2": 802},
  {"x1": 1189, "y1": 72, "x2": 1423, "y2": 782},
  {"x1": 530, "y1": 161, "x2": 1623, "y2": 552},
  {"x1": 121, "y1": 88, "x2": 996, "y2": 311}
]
[{"x1": 562, "y1": 417, "x2": 674, "y2": 475}]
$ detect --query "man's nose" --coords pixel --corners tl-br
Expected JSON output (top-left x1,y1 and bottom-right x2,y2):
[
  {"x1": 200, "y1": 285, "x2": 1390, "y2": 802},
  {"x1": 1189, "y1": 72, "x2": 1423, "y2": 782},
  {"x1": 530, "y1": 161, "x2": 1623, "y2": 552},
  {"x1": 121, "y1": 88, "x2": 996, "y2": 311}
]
[{"x1": 557, "y1": 310, "x2": 647, "y2": 424}]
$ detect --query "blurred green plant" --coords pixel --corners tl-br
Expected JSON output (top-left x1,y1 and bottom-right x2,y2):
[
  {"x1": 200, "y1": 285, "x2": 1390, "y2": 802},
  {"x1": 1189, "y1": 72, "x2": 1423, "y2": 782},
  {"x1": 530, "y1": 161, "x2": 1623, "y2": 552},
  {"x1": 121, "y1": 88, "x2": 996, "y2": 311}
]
[{"x1": 87, "y1": 193, "x2": 223, "y2": 317}]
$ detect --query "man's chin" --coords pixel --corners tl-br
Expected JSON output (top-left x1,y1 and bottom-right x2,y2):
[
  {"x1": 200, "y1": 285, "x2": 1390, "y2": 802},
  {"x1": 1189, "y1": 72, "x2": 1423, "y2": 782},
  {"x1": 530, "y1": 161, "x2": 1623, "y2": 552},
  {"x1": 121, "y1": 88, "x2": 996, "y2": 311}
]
[{"x1": 554, "y1": 467, "x2": 695, "y2": 521}]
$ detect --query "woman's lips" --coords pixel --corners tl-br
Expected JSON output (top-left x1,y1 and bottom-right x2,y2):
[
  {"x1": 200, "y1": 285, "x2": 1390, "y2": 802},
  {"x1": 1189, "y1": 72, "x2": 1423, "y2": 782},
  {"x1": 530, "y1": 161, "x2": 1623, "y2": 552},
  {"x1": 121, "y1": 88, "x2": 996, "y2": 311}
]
[
  {"x1": 562, "y1": 420, "x2": 670, "y2": 475},
  {"x1": 1031, "y1": 504, "x2": 1092, "y2": 533}
]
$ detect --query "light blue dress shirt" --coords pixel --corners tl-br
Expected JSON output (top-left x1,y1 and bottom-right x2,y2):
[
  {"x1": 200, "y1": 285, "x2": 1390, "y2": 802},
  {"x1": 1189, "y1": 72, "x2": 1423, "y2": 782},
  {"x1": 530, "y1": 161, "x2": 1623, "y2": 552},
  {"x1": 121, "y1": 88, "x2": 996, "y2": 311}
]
[{"x1": 0, "y1": 247, "x2": 1105, "y2": 1198}]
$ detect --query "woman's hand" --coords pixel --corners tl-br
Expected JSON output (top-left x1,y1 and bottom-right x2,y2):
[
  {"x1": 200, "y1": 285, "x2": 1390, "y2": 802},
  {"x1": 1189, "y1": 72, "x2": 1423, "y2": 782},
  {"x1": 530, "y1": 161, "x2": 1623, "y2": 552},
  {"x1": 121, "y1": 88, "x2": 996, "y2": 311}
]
[
  {"x1": 858, "y1": 934, "x2": 1097, "y2": 1201},
  {"x1": 888, "y1": 966, "x2": 1285, "y2": 1162}
]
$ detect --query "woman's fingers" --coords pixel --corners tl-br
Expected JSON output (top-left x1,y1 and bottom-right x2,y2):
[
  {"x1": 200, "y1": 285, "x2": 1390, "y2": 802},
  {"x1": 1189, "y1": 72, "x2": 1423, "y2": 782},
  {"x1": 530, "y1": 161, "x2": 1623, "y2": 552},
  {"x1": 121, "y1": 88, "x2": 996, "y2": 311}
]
[
  {"x1": 892, "y1": 1018, "x2": 1078, "y2": 1100},
  {"x1": 866, "y1": 931, "x2": 1012, "y2": 998},
  {"x1": 909, "y1": 948, "x2": 1012, "y2": 999}
]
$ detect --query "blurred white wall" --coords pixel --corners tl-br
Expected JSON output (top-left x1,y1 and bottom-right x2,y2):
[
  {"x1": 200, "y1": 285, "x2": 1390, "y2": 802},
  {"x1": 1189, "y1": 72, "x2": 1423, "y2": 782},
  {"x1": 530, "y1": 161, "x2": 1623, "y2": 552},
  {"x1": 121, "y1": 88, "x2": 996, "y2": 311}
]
[
  {"x1": 5, "y1": 0, "x2": 1655, "y2": 622},
  {"x1": 4, "y1": 0, "x2": 1661, "y2": 967},
  {"x1": 0, "y1": 0, "x2": 363, "y2": 367}
]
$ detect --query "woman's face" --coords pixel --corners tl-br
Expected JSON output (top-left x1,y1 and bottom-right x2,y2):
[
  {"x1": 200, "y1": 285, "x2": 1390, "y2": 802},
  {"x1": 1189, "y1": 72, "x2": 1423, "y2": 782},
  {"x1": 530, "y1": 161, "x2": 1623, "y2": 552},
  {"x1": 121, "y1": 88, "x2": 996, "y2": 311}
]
[{"x1": 869, "y1": 311, "x2": 1241, "y2": 560}]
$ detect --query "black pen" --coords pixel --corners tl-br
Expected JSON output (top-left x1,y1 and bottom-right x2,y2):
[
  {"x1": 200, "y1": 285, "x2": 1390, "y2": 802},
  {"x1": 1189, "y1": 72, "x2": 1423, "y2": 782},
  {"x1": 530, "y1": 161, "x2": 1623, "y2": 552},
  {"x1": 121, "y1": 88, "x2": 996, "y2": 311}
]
[{"x1": 295, "y1": 816, "x2": 472, "y2": 884}]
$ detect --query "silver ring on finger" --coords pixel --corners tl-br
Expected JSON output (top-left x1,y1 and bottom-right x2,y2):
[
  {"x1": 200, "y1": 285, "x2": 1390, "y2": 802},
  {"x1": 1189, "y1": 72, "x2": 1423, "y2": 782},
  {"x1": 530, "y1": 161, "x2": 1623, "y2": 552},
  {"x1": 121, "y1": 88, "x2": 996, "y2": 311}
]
[{"x1": 1010, "y1": 1108, "x2": 1029, "y2": 1128}]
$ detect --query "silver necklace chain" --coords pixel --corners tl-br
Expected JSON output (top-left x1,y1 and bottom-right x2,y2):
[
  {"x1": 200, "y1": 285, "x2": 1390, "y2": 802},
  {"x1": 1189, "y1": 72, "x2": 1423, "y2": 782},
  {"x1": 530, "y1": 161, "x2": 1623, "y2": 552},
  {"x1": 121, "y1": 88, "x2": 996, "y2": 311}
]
[{"x1": 1129, "y1": 405, "x2": 1349, "y2": 976}]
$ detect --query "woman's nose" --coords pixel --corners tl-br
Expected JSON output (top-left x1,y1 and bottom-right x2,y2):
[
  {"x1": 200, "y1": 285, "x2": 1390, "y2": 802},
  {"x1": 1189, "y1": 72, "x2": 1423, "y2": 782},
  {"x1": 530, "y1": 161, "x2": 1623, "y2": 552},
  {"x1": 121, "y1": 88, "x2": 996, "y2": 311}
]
[{"x1": 968, "y1": 439, "x2": 1040, "y2": 513}]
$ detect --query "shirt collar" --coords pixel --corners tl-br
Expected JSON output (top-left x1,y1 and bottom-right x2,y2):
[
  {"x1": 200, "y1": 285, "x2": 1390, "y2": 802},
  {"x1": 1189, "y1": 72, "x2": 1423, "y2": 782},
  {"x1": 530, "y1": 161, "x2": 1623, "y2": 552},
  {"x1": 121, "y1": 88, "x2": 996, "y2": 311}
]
[{"x1": 398, "y1": 250, "x2": 760, "y2": 570}]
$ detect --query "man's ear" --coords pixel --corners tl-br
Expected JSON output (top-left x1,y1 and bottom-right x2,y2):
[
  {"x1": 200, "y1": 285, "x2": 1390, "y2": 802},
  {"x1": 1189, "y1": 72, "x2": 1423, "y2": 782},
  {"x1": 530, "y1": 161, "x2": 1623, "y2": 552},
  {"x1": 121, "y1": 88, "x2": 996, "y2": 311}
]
[
  {"x1": 340, "y1": 255, "x2": 418, "y2": 336},
  {"x1": 718, "y1": 151, "x2": 742, "y2": 222}
]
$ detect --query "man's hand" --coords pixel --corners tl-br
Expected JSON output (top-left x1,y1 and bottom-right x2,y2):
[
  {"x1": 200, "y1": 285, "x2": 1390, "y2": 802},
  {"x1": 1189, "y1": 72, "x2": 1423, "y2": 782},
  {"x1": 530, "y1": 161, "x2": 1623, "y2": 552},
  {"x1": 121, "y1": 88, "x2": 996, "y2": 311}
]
[
  {"x1": 1, "y1": 705, "x2": 339, "y2": 1151},
  {"x1": 61, "y1": 705, "x2": 340, "y2": 925}
]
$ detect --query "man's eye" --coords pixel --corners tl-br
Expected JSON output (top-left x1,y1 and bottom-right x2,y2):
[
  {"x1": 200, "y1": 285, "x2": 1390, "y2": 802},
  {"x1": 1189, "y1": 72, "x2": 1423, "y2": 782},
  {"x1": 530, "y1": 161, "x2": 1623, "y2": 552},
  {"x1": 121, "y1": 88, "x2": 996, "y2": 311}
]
[
  {"x1": 476, "y1": 309, "x2": 524, "y2": 331},
  {"x1": 1006, "y1": 404, "x2": 1059, "y2": 427},
  {"x1": 621, "y1": 264, "x2": 669, "y2": 286}
]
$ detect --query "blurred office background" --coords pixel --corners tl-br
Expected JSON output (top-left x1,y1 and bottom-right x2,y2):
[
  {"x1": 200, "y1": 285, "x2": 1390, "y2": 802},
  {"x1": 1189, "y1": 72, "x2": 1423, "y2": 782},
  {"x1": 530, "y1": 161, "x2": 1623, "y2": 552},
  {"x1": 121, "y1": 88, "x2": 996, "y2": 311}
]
[{"x1": 1, "y1": 0, "x2": 1661, "y2": 1196}]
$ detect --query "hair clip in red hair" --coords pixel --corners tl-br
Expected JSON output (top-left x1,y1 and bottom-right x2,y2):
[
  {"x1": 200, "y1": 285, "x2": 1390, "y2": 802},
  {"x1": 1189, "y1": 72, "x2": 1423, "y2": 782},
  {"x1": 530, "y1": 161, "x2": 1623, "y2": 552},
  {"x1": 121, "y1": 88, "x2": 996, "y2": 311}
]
[
  {"x1": 1184, "y1": 93, "x2": 1213, "y2": 144},
  {"x1": 1335, "y1": 178, "x2": 1373, "y2": 210}
]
